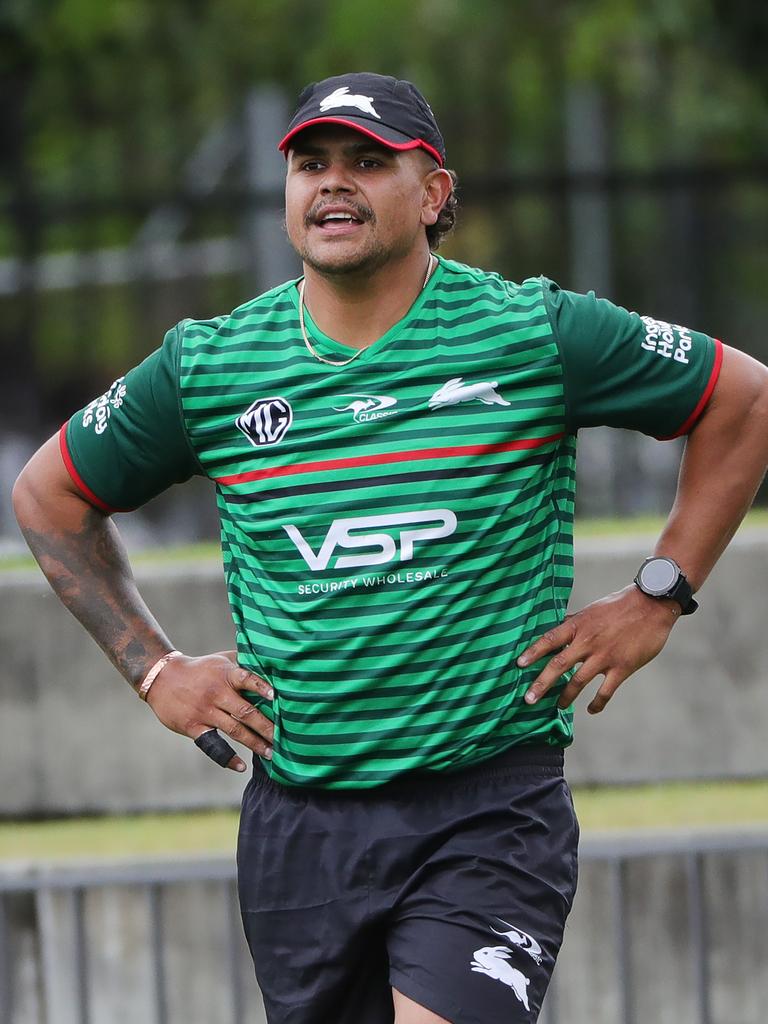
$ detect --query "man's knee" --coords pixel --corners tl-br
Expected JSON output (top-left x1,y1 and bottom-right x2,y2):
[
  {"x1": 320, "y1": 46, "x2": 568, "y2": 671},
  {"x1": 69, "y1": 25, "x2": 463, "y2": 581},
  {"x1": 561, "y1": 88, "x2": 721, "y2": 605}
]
[{"x1": 392, "y1": 987, "x2": 451, "y2": 1024}]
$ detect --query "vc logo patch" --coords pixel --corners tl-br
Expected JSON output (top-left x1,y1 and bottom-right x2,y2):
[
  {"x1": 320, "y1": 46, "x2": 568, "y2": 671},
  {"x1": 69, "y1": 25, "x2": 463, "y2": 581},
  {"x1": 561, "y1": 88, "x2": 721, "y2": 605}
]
[{"x1": 236, "y1": 397, "x2": 293, "y2": 447}]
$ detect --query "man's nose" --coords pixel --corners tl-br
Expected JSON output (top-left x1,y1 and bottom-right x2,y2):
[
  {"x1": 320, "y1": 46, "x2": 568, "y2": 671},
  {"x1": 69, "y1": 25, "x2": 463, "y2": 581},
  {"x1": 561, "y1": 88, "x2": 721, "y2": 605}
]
[{"x1": 319, "y1": 164, "x2": 355, "y2": 194}]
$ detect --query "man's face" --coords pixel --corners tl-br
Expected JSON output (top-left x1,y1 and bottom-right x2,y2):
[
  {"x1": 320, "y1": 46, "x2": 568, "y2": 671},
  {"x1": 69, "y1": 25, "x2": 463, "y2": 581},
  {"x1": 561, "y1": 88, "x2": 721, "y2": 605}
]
[{"x1": 284, "y1": 125, "x2": 438, "y2": 277}]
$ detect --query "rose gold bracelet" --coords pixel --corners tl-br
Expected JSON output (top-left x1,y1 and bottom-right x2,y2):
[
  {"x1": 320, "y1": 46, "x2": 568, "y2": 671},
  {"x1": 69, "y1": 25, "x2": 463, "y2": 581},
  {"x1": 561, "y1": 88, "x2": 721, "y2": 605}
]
[{"x1": 137, "y1": 650, "x2": 183, "y2": 701}]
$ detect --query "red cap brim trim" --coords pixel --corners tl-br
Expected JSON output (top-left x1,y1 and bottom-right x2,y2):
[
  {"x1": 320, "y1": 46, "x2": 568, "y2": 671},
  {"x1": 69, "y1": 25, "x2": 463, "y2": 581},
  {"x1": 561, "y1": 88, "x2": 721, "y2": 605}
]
[{"x1": 278, "y1": 117, "x2": 444, "y2": 166}]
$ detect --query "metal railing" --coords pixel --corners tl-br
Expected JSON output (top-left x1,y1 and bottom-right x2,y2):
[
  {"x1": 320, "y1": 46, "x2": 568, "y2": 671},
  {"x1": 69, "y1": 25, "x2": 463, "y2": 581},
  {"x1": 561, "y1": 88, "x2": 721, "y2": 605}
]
[
  {"x1": 542, "y1": 830, "x2": 768, "y2": 1024},
  {"x1": 1, "y1": 830, "x2": 767, "y2": 1024}
]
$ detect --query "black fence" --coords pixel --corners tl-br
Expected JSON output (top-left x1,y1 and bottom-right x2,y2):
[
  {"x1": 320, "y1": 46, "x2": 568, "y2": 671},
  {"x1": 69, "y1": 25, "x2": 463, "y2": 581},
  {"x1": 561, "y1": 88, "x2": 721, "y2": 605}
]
[{"x1": 2, "y1": 83, "x2": 767, "y2": 531}]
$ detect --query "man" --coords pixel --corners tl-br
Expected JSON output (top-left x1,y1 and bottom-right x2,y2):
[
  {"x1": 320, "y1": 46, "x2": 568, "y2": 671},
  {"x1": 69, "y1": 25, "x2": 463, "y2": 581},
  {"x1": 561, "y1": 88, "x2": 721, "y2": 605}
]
[{"x1": 13, "y1": 72, "x2": 768, "y2": 1024}]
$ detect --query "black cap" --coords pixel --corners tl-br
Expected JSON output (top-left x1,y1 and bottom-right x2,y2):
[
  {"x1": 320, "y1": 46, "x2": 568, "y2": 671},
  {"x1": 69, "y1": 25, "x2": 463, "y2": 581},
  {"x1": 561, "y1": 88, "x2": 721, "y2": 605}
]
[{"x1": 278, "y1": 72, "x2": 446, "y2": 167}]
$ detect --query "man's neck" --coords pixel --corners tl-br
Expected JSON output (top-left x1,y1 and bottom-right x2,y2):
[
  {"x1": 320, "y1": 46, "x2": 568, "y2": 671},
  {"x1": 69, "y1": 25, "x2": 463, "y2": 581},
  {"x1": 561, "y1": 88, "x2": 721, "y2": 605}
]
[{"x1": 301, "y1": 248, "x2": 434, "y2": 350}]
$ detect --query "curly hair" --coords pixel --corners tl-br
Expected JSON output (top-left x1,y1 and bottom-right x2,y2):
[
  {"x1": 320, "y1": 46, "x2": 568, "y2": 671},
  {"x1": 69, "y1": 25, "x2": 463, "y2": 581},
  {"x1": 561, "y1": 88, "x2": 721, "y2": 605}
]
[{"x1": 426, "y1": 169, "x2": 459, "y2": 251}]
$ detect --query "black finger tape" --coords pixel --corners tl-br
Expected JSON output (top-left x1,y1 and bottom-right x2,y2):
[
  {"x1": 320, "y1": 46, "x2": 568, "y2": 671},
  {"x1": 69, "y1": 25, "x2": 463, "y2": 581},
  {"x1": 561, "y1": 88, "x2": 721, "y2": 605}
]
[{"x1": 194, "y1": 729, "x2": 237, "y2": 768}]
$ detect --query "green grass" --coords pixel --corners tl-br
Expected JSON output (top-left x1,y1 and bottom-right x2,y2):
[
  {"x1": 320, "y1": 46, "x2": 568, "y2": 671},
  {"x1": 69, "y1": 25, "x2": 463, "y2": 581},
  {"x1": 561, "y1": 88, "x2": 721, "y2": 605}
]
[
  {"x1": 0, "y1": 541, "x2": 222, "y2": 572},
  {"x1": 1, "y1": 780, "x2": 766, "y2": 864},
  {"x1": 572, "y1": 779, "x2": 768, "y2": 832},
  {"x1": 0, "y1": 810, "x2": 239, "y2": 863},
  {"x1": 573, "y1": 509, "x2": 768, "y2": 537},
  {"x1": 3, "y1": 513, "x2": 768, "y2": 862}
]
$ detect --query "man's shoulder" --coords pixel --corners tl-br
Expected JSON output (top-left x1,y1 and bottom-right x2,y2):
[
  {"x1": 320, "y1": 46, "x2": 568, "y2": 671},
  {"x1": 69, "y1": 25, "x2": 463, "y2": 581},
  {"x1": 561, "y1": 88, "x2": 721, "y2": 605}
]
[
  {"x1": 437, "y1": 257, "x2": 549, "y2": 302},
  {"x1": 177, "y1": 278, "x2": 299, "y2": 345}
]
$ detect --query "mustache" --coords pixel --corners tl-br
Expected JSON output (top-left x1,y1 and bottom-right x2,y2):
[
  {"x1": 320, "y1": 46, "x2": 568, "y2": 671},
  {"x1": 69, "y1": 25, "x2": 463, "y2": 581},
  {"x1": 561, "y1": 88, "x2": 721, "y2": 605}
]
[{"x1": 305, "y1": 201, "x2": 375, "y2": 227}]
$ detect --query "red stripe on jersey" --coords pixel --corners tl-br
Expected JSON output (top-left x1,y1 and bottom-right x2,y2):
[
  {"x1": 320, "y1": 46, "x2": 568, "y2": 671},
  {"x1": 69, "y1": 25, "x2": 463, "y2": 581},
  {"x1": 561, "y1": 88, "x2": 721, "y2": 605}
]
[
  {"x1": 215, "y1": 432, "x2": 566, "y2": 487},
  {"x1": 58, "y1": 423, "x2": 128, "y2": 513},
  {"x1": 660, "y1": 338, "x2": 724, "y2": 440}
]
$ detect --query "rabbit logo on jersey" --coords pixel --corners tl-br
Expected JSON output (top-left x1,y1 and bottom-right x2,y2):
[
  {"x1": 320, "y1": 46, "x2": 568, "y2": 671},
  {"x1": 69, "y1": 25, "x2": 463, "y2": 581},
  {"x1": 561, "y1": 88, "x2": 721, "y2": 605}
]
[{"x1": 429, "y1": 378, "x2": 510, "y2": 410}]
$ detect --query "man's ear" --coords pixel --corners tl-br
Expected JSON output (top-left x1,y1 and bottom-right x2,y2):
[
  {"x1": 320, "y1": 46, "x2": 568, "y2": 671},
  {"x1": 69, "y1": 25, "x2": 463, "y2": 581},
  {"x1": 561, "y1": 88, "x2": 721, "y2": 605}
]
[{"x1": 421, "y1": 169, "x2": 454, "y2": 227}]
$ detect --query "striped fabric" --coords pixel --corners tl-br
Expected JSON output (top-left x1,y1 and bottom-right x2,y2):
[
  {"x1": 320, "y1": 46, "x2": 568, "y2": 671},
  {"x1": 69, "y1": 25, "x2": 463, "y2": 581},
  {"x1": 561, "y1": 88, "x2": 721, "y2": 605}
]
[{"x1": 179, "y1": 257, "x2": 576, "y2": 787}]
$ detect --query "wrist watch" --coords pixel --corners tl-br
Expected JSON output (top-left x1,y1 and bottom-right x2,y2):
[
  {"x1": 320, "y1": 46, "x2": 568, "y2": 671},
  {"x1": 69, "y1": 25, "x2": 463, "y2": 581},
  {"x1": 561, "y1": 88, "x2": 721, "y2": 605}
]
[{"x1": 634, "y1": 556, "x2": 698, "y2": 615}]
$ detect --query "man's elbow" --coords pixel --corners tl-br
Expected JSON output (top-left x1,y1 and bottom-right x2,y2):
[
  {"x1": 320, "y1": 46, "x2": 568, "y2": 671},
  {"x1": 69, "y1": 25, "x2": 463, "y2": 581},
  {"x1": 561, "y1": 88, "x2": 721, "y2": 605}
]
[
  {"x1": 748, "y1": 361, "x2": 768, "y2": 420},
  {"x1": 737, "y1": 359, "x2": 768, "y2": 444},
  {"x1": 695, "y1": 346, "x2": 768, "y2": 438},
  {"x1": 12, "y1": 457, "x2": 46, "y2": 532},
  {"x1": 12, "y1": 433, "x2": 85, "y2": 532}
]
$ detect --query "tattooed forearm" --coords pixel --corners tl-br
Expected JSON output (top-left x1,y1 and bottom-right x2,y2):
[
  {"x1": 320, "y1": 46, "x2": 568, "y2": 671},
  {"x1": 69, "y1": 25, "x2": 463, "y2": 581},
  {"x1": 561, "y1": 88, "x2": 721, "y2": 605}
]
[{"x1": 18, "y1": 504, "x2": 172, "y2": 688}]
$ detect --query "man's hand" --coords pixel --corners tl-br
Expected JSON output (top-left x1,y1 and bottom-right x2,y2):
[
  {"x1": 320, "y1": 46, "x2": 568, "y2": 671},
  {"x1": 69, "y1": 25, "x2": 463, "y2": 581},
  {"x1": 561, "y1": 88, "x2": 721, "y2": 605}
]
[
  {"x1": 146, "y1": 653, "x2": 275, "y2": 771},
  {"x1": 517, "y1": 586, "x2": 680, "y2": 714}
]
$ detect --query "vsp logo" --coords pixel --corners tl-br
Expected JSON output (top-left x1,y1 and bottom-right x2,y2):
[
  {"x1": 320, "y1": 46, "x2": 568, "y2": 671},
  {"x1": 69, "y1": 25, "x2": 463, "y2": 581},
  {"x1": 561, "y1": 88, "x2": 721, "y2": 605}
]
[{"x1": 283, "y1": 509, "x2": 457, "y2": 572}]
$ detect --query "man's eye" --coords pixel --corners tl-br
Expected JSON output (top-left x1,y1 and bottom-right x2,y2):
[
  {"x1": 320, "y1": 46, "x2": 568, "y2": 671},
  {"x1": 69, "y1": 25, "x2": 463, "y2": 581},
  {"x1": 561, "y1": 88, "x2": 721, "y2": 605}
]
[
  {"x1": 301, "y1": 161, "x2": 323, "y2": 171},
  {"x1": 358, "y1": 158, "x2": 382, "y2": 169}
]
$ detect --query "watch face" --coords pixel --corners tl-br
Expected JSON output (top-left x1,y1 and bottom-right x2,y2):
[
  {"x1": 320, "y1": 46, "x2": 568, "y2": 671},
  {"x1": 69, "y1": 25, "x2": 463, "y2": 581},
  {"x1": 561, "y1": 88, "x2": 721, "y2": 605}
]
[{"x1": 639, "y1": 558, "x2": 678, "y2": 595}]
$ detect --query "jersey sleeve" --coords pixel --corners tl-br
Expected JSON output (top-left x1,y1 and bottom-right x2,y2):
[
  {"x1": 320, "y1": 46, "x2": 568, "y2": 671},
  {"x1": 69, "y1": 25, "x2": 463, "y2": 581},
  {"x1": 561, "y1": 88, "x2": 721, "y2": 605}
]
[
  {"x1": 61, "y1": 324, "x2": 201, "y2": 512},
  {"x1": 542, "y1": 279, "x2": 723, "y2": 438}
]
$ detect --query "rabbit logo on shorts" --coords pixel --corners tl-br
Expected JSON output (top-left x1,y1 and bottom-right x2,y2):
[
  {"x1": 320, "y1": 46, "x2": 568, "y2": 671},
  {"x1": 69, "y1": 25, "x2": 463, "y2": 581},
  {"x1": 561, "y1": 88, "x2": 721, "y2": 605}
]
[{"x1": 470, "y1": 947, "x2": 531, "y2": 1011}]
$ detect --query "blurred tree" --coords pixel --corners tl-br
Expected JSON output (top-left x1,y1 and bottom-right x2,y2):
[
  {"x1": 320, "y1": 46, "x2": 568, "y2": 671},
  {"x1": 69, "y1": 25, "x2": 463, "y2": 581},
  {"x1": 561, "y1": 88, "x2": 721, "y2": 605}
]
[
  {"x1": 712, "y1": 0, "x2": 768, "y2": 90},
  {"x1": 4, "y1": 0, "x2": 767, "y2": 197},
  {"x1": 2, "y1": 0, "x2": 767, "y2": 431}
]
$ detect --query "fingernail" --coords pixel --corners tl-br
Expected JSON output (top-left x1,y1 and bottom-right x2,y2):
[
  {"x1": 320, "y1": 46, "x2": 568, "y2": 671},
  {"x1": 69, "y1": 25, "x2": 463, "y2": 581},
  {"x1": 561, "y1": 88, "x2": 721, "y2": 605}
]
[
  {"x1": 518, "y1": 656, "x2": 529, "y2": 667},
  {"x1": 267, "y1": 687, "x2": 275, "y2": 700},
  {"x1": 525, "y1": 690, "x2": 537, "y2": 704},
  {"x1": 235, "y1": 761, "x2": 247, "y2": 773},
  {"x1": 264, "y1": 747, "x2": 273, "y2": 760}
]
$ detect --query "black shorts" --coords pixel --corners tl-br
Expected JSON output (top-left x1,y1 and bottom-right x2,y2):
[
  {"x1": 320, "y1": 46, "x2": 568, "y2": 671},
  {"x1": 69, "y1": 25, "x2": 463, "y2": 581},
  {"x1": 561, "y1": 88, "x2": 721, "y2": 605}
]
[{"x1": 237, "y1": 746, "x2": 578, "y2": 1024}]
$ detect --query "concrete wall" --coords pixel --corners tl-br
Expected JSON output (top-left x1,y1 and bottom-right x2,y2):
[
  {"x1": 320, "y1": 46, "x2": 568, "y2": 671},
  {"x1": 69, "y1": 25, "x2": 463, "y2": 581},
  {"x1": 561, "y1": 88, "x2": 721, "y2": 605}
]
[
  {"x1": 2, "y1": 531, "x2": 767, "y2": 817},
  {"x1": 3, "y1": 835, "x2": 767, "y2": 1024}
]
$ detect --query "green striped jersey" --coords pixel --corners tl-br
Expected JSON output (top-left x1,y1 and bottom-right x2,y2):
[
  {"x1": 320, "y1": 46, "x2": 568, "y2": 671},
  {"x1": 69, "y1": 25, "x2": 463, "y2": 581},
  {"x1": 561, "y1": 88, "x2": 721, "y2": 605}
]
[{"x1": 63, "y1": 257, "x2": 721, "y2": 788}]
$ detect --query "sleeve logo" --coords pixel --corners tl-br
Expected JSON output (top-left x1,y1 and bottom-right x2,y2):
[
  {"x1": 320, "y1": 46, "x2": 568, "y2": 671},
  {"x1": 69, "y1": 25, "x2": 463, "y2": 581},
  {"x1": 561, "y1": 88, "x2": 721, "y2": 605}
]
[
  {"x1": 235, "y1": 397, "x2": 293, "y2": 447},
  {"x1": 81, "y1": 377, "x2": 127, "y2": 435},
  {"x1": 639, "y1": 316, "x2": 693, "y2": 364}
]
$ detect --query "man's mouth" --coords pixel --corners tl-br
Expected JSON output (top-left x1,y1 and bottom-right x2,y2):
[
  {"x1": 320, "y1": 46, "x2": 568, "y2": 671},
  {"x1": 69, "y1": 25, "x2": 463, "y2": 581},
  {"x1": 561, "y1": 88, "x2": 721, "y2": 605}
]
[
  {"x1": 307, "y1": 205, "x2": 372, "y2": 233},
  {"x1": 318, "y1": 212, "x2": 362, "y2": 226}
]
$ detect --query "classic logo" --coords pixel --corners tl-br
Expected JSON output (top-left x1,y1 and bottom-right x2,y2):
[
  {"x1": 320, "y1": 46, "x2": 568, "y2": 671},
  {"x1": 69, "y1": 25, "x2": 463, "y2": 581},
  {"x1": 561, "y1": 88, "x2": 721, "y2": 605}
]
[
  {"x1": 428, "y1": 377, "x2": 510, "y2": 410},
  {"x1": 319, "y1": 86, "x2": 381, "y2": 119},
  {"x1": 333, "y1": 393, "x2": 398, "y2": 423},
  {"x1": 236, "y1": 397, "x2": 293, "y2": 447},
  {"x1": 491, "y1": 919, "x2": 543, "y2": 964},
  {"x1": 284, "y1": 509, "x2": 457, "y2": 572},
  {"x1": 470, "y1": 947, "x2": 531, "y2": 1011},
  {"x1": 82, "y1": 377, "x2": 127, "y2": 435}
]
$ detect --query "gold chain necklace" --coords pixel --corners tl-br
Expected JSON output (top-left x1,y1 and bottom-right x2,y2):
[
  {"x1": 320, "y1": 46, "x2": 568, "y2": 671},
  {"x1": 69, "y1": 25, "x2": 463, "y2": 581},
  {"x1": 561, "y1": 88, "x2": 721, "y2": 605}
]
[{"x1": 298, "y1": 255, "x2": 437, "y2": 367}]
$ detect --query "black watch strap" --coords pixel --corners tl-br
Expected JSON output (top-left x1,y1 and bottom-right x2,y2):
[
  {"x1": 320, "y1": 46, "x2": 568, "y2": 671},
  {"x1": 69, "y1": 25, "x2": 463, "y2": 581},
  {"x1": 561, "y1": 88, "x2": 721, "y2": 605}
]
[{"x1": 666, "y1": 575, "x2": 698, "y2": 615}]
